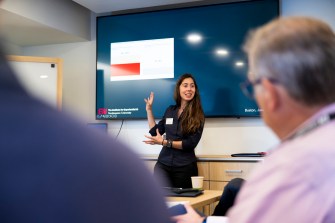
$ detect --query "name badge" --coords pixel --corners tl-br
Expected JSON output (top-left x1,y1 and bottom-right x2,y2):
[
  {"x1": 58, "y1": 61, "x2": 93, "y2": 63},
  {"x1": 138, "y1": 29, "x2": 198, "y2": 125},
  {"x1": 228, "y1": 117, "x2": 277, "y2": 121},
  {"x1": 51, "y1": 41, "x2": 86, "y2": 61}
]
[{"x1": 166, "y1": 118, "x2": 173, "y2": 125}]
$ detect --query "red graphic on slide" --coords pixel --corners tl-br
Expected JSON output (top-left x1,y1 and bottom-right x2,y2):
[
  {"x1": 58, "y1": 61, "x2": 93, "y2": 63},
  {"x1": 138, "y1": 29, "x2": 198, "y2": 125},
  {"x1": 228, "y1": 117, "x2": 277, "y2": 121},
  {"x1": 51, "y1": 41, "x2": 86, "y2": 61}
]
[
  {"x1": 98, "y1": 108, "x2": 107, "y2": 115},
  {"x1": 111, "y1": 63, "x2": 140, "y2": 76}
]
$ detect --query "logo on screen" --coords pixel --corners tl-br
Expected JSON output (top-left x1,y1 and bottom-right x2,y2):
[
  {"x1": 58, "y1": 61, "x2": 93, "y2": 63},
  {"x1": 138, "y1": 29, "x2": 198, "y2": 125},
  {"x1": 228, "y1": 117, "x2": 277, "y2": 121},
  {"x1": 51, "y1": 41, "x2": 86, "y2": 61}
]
[{"x1": 98, "y1": 108, "x2": 107, "y2": 115}]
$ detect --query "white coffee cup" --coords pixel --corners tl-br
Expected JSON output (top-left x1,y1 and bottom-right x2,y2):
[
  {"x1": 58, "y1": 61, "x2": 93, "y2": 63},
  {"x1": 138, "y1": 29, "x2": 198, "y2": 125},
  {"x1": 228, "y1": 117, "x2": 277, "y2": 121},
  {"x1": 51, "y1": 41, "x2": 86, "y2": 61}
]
[{"x1": 191, "y1": 176, "x2": 204, "y2": 189}]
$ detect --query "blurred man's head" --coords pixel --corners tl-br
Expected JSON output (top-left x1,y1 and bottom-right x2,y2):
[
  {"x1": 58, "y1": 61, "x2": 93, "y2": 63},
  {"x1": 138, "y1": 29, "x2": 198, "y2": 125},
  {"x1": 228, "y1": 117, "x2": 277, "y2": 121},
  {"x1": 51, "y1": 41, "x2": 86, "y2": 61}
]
[{"x1": 243, "y1": 17, "x2": 335, "y2": 139}]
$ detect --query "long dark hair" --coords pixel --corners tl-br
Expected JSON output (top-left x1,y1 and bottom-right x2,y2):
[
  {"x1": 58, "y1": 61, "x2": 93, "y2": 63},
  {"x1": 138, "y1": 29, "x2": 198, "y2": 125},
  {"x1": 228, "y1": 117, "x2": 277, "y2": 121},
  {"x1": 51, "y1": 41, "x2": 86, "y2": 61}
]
[{"x1": 174, "y1": 73, "x2": 205, "y2": 135}]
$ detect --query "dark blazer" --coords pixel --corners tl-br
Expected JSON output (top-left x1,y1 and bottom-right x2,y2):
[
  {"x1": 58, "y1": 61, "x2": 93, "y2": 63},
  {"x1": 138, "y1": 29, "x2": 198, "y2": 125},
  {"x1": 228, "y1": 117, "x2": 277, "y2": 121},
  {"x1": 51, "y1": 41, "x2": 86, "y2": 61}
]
[{"x1": 0, "y1": 49, "x2": 171, "y2": 223}]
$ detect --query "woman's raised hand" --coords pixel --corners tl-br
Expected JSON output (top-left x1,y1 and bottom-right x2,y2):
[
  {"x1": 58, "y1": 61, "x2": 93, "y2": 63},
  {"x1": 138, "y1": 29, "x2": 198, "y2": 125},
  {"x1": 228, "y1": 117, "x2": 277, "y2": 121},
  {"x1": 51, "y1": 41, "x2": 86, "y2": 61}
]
[{"x1": 144, "y1": 91, "x2": 154, "y2": 111}]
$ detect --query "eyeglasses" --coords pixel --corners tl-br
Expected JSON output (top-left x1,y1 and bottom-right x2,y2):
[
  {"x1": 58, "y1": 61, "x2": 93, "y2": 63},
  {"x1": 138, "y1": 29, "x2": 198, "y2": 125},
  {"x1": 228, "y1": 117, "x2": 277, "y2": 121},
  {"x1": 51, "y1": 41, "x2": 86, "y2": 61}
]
[{"x1": 240, "y1": 77, "x2": 279, "y2": 99}]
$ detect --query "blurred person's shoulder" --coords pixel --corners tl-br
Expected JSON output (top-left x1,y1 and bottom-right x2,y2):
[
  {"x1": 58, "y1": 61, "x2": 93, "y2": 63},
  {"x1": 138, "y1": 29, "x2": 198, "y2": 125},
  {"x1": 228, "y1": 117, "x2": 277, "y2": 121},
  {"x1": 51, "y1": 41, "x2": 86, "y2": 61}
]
[{"x1": 0, "y1": 51, "x2": 172, "y2": 223}]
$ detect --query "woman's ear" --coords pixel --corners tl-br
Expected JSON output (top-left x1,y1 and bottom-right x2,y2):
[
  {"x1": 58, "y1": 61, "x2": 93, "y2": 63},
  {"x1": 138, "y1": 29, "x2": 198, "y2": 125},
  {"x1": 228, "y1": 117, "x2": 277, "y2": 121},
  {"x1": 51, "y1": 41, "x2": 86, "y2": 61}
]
[{"x1": 262, "y1": 78, "x2": 281, "y2": 112}]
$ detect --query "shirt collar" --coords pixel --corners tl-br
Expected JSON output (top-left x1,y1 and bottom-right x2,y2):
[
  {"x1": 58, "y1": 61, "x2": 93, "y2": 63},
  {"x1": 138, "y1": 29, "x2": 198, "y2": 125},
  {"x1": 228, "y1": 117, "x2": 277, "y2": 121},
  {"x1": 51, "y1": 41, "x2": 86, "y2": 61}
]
[{"x1": 282, "y1": 103, "x2": 335, "y2": 142}]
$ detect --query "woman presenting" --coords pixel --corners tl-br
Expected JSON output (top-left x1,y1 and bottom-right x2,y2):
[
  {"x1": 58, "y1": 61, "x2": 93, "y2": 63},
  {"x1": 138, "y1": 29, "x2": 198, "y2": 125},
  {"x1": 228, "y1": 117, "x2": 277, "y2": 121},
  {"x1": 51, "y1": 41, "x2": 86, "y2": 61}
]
[{"x1": 143, "y1": 73, "x2": 205, "y2": 188}]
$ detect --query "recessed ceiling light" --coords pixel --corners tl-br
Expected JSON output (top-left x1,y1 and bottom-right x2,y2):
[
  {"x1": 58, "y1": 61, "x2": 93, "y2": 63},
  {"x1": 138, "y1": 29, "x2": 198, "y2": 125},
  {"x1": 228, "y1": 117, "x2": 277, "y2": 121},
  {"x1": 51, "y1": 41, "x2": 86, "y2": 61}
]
[
  {"x1": 187, "y1": 33, "x2": 202, "y2": 43},
  {"x1": 216, "y1": 49, "x2": 229, "y2": 56},
  {"x1": 235, "y1": 61, "x2": 244, "y2": 67}
]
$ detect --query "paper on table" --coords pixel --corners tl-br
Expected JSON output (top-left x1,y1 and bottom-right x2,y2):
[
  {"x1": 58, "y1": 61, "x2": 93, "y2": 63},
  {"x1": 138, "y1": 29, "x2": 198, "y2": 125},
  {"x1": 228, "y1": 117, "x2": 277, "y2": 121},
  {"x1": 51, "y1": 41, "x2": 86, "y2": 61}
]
[{"x1": 166, "y1": 201, "x2": 190, "y2": 208}]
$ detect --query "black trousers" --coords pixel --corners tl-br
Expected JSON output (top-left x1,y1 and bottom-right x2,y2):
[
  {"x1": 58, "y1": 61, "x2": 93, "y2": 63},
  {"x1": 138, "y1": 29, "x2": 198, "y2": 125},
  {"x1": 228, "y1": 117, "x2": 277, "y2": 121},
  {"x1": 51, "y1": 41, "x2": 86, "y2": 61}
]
[
  {"x1": 154, "y1": 161, "x2": 198, "y2": 188},
  {"x1": 212, "y1": 178, "x2": 245, "y2": 216}
]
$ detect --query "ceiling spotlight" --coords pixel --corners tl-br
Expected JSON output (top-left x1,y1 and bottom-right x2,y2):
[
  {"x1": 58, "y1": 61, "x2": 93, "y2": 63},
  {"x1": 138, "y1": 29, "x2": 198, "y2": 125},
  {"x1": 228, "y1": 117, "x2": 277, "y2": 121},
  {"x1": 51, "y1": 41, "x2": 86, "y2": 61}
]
[
  {"x1": 216, "y1": 49, "x2": 229, "y2": 56},
  {"x1": 40, "y1": 75, "x2": 48, "y2": 79},
  {"x1": 235, "y1": 61, "x2": 244, "y2": 67},
  {"x1": 187, "y1": 33, "x2": 202, "y2": 43}
]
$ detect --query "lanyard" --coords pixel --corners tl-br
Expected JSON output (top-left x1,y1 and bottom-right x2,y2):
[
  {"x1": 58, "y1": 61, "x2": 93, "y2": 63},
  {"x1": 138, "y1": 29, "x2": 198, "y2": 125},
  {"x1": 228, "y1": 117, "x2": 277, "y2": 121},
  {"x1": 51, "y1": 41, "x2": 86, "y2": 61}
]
[{"x1": 284, "y1": 112, "x2": 335, "y2": 142}]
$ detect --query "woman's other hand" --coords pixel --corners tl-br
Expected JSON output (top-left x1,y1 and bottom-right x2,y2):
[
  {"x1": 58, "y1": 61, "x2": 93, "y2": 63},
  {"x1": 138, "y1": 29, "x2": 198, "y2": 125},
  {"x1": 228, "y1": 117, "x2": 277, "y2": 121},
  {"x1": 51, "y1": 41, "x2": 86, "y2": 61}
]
[
  {"x1": 143, "y1": 129, "x2": 163, "y2": 145},
  {"x1": 172, "y1": 203, "x2": 205, "y2": 223}
]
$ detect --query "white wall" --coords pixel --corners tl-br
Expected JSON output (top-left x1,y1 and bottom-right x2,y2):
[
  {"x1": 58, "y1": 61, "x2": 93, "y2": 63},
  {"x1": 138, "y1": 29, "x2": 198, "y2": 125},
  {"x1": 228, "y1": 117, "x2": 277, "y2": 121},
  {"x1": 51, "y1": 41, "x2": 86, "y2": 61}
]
[
  {"x1": 2, "y1": 41, "x2": 21, "y2": 55},
  {"x1": 281, "y1": 0, "x2": 335, "y2": 31},
  {"x1": 21, "y1": 0, "x2": 335, "y2": 156},
  {"x1": 2, "y1": 0, "x2": 91, "y2": 40}
]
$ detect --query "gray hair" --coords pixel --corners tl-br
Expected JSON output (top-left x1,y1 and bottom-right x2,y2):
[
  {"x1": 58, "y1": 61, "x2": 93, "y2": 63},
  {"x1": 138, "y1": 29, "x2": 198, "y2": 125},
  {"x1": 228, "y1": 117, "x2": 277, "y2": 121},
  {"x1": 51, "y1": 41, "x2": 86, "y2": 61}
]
[{"x1": 244, "y1": 16, "x2": 335, "y2": 106}]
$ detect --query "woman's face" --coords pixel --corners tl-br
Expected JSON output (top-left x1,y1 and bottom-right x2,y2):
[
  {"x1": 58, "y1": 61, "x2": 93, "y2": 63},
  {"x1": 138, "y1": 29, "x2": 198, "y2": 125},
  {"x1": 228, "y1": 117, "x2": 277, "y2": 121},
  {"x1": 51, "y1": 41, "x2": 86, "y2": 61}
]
[{"x1": 179, "y1": 77, "x2": 196, "y2": 103}]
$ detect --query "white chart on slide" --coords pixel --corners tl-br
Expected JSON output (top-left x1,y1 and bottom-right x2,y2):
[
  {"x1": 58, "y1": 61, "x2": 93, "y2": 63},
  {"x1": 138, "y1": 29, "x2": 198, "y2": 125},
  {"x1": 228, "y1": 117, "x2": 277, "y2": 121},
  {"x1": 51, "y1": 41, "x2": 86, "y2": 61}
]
[{"x1": 110, "y1": 38, "x2": 174, "y2": 81}]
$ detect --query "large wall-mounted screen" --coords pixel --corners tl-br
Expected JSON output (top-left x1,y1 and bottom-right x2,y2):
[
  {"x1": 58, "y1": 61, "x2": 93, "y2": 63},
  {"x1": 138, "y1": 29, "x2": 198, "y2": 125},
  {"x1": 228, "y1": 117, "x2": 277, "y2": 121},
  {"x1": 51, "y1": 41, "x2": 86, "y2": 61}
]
[{"x1": 96, "y1": 0, "x2": 279, "y2": 120}]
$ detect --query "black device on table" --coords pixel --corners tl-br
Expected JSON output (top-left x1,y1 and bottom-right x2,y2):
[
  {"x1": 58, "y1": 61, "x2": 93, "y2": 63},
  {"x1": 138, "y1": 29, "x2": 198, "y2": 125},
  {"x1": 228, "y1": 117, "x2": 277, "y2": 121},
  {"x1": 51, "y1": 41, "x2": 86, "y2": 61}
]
[
  {"x1": 231, "y1": 152, "x2": 266, "y2": 157},
  {"x1": 164, "y1": 187, "x2": 203, "y2": 197}
]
